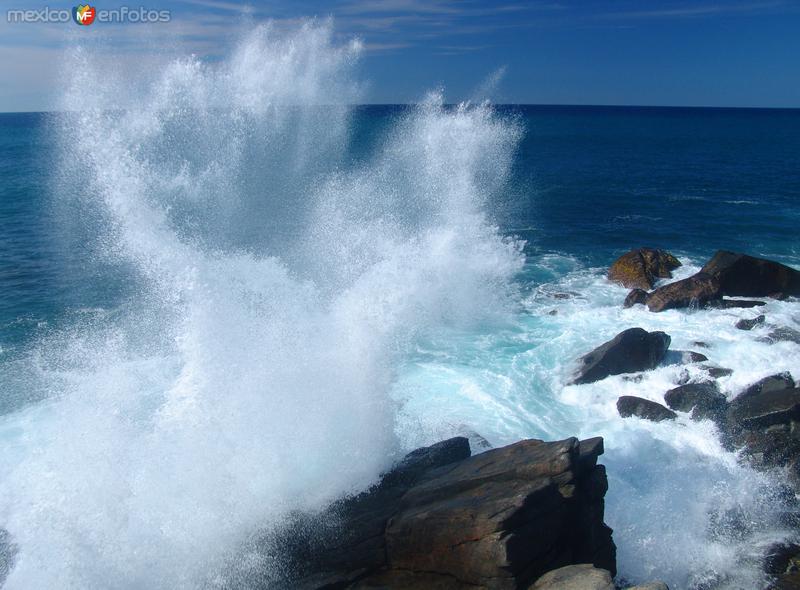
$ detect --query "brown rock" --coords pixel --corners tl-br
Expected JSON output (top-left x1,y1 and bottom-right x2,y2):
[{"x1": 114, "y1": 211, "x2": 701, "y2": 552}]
[
  {"x1": 608, "y1": 248, "x2": 681, "y2": 290},
  {"x1": 645, "y1": 273, "x2": 721, "y2": 312}
]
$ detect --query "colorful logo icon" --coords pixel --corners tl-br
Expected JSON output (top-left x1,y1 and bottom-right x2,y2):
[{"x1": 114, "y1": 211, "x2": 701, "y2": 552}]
[{"x1": 73, "y1": 4, "x2": 96, "y2": 25}]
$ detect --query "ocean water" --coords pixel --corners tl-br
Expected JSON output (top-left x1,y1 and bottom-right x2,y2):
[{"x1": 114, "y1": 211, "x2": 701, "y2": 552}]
[{"x1": 1, "y1": 22, "x2": 800, "y2": 589}]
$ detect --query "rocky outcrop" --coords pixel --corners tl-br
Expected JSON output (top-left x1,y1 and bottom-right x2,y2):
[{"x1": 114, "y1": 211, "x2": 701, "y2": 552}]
[
  {"x1": 724, "y1": 377, "x2": 800, "y2": 470},
  {"x1": 608, "y1": 248, "x2": 681, "y2": 291},
  {"x1": 700, "y1": 251, "x2": 800, "y2": 298},
  {"x1": 280, "y1": 436, "x2": 616, "y2": 590},
  {"x1": 617, "y1": 396, "x2": 677, "y2": 422},
  {"x1": 664, "y1": 382, "x2": 726, "y2": 422},
  {"x1": 645, "y1": 273, "x2": 721, "y2": 312},
  {"x1": 530, "y1": 564, "x2": 613, "y2": 590},
  {"x1": 736, "y1": 315, "x2": 766, "y2": 330},
  {"x1": 570, "y1": 328, "x2": 671, "y2": 385},
  {"x1": 624, "y1": 288, "x2": 648, "y2": 308},
  {"x1": 617, "y1": 251, "x2": 799, "y2": 312}
]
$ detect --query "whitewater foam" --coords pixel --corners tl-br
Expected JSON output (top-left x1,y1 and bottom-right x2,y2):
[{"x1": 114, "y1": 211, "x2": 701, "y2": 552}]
[{"x1": 0, "y1": 22, "x2": 523, "y2": 589}]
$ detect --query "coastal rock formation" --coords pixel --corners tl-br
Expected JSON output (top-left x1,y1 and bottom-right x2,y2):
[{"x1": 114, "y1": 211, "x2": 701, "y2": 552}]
[
  {"x1": 736, "y1": 315, "x2": 766, "y2": 330},
  {"x1": 616, "y1": 251, "x2": 798, "y2": 312},
  {"x1": 664, "y1": 382, "x2": 726, "y2": 422},
  {"x1": 624, "y1": 288, "x2": 649, "y2": 308},
  {"x1": 700, "y1": 250, "x2": 800, "y2": 298},
  {"x1": 608, "y1": 248, "x2": 681, "y2": 291},
  {"x1": 616, "y1": 396, "x2": 677, "y2": 422},
  {"x1": 530, "y1": 564, "x2": 614, "y2": 589},
  {"x1": 282, "y1": 436, "x2": 616, "y2": 589},
  {"x1": 725, "y1": 377, "x2": 800, "y2": 469},
  {"x1": 645, "y1": 273, "x2": 721, "y2": 312},
  {"x1": 570, "y1": 328, "x2": 671, "y2": 385}
]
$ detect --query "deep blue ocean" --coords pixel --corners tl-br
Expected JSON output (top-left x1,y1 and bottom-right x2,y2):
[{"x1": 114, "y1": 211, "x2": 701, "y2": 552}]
[
  {"x1": 2, "y1": 106, "x2": 799, "y2": 353},
  {"x1": 1, "y1": 30, "x2": 800, "y2": 590}
]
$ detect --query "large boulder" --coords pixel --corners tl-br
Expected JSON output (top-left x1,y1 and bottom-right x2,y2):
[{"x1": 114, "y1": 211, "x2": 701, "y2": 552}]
[
  {"x1": 664, "y1": 382, "x2": 727, "y2": 423},
  {"x1": 645, "y1": 273, "x2": 721, "y2": 312},
  {"x1": 617, "y1": 396, "x2": 677, "y2": 422},
  {"x1": 570, "y1": 328, "x2": 671, "y2": 385},
  {"x1": 281, "y1": 437, "x2": 616, "y2": 589},
  {"x1": 725, "y1": 380, "x2": 800, "y2": 469},
  {"x1": 530, "y1": 564, "x2": 614, "y2": 590},
  {"x1": 608, "y1": 248, "x2": 681, "y2": 291},
  {"x1": 700, "y1": 251, "x2": 800, "y2": 298}
]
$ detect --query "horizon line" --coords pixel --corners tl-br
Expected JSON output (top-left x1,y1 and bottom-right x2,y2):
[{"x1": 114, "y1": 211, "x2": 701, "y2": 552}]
[{"x1": 2, "y1": 103, "x2": 800, "y2": 115}]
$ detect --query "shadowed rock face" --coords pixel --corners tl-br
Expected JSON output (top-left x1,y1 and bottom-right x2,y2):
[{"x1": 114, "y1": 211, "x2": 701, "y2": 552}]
[
  {"x1": 275, "y1": 437, "x2": 616, "y2": 590},
  {"x1": 616, "y1": 396, "x2": 677, "y2": 422},
  {"x1": 700, "y1": 251, "x2": 800, "y2": 298},
  {"x1": 645, "y1": 273, "x2": 721, "y2": 312},
  {"x1": 570, "y1": 328, "x2": 671, "y2": 385},
  {"x1": 664, "y1": 382, "x2": 726, "y2": 422},
  {"x1": 608, "y1": 248, "x2": 681, "y2": 291}
]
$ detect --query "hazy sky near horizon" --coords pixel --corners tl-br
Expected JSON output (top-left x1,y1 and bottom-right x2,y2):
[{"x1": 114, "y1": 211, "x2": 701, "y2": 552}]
[{"x1": 2, "y1": 0, "x2": 800, "y2": 111}]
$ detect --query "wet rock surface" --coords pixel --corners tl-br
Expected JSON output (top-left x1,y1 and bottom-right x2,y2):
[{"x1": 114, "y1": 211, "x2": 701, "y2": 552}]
[
  {"x1": 277, "y1": 437, "x2": 616, "y2": 590},
  {"x1": 608, "y1": 248, "x2": 681, "y2": 291},
  {"x1": 570, "y1": 328, "x2": 671, "y2": 385},
  {"x1": 617, "y1": 396, "x2": 677, "y2": 422}
]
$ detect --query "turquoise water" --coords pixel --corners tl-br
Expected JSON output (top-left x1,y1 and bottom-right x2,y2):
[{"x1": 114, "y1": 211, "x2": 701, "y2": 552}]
[{"x1": 1, "y1": 24, "x2": 800, "y2": 590}]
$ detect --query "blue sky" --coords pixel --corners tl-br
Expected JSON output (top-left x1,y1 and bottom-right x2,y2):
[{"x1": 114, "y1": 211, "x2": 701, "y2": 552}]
[{"x1": 2, "y1": 0, "x2": 800, "y2": 111}]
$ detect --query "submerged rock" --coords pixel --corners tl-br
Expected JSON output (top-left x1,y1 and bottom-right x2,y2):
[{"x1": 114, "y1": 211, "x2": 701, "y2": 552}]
[
  {"x1": 281, "y1": 436, "x2": 616, "y2": 589},
  {"x1": 617, "y1": 396, "x2": 677, "y2": 422},
  {"x1": 626, "y1": 583, "x2": 670, "y2": 590},
  {"x1": 608, "y1": 248, "x2": 681, "y2": 291},
  {"x1": 736, "y1": 315, "x2": 766, "y2": 330},
  {"x1": 570, "y1": 328, "x2": 671, "y2": 385},
  {"x1": 761, "y1": 327, "x2": 800, "y2": 345},
  {"x1": 645, "y1": 273, "x2": 721, "y2": 312},
  {"x1": 530, "y1": 564, "x2": 614, "y2": 590},
  {"x1": 700, "y1": 250, "x2": 800, "y2": 298}
]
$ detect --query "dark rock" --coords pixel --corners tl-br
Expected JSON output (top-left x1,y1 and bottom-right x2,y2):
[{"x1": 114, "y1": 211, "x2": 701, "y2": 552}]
[
  {"x1": 764, "y1": 542, "x2": 800, "y2": 575},
  {"x1": 700, "y1": 250, "x2": 800, "y2": 298},
  {"x1": 617, "y1": 396, "x2": 677, "y2": 422},
  {"x1": 646, "y1": 273, "x2": 721, "y2": 312},
  {"x1": 664, "y1": 382, "x2": 727, "y2": 422},
  {"x1": 736, "y1": 373, "x2": 796, "y2": 402},
  {"x1": 769, "y1": 572, "x2": 800, "y2": 590},
  {"x1": 283, "y1": 437, "x2": 616, "y2": 590},
  {"x1": 761, "y1": 327, "x2": 800, "y2": 345},
  {"x1": 692, "y1": 341, "x2": 711, "y2": 348},
  {"x1": 0, "y1": 529, "x2": 15, "y2": 588},
  {"x1": 624, "y1": 288, "x2": 649, "y2": 308},
  {"x1": 531, "y1": 564, "x2": 614, "y2": 589},
  {"x1": 736, "y1": 315, "x2": 766, "y2": 330},
  {"x1": 570, "y1": 328, "x2": 671, "y2": 385},
  {"x1": 608, "y1": 248, "x2": 681, "y2": 291},
  {"x1": 706, "y1": 299, "x2": 766, "y2": 309},
  {"x1": 724, "y1": 385, "x2": 800, "y2": 469}
]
